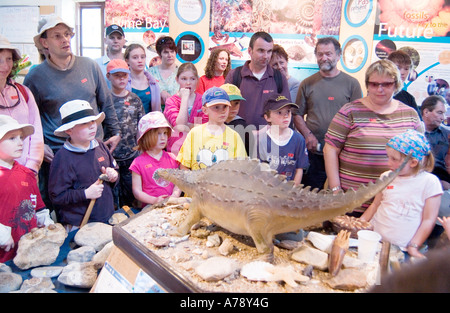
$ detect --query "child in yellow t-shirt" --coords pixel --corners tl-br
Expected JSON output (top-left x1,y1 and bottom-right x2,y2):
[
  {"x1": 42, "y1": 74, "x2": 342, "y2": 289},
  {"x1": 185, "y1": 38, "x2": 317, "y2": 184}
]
[{"x1": 177, "y1": 87, "x2": 247, "y2": 170}]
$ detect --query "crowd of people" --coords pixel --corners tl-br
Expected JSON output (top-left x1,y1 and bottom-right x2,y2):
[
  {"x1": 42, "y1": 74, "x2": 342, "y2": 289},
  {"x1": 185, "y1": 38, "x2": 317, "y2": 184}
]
[{"x1": 0, "y1": 16, "x2": 449, "y2": 265}]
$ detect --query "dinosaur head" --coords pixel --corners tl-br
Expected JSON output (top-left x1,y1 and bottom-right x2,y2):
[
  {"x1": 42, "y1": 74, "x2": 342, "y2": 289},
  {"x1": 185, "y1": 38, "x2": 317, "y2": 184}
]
[{"x1": 155, "y1": 168, "x2": 197, "y2": 194}]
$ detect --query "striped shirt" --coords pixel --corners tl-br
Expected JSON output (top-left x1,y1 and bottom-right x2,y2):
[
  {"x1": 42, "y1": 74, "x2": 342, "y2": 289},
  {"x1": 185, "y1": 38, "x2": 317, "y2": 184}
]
[{"x1": 325, "y1": 100, "x2": 423, "y2": 209}]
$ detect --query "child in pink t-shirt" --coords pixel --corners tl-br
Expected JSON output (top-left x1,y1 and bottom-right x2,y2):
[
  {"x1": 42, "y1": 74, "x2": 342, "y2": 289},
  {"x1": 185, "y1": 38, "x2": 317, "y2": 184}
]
[{"x1": 130, "y1": 112, "x2": 181, "y2": 207}]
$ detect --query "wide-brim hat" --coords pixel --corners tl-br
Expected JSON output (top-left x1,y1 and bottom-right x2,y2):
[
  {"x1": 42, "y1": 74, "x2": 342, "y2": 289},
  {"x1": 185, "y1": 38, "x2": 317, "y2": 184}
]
[
  {"x1": 0, "y1": 115, "x2": 34, "y2": 141},
  {"x1": 33, "y1": 15, "x2": 74, "y2": 51},
  {"x1": 0, "y1": 35, "x2": 21, "y2": 61},
  {"x1": 54, "y1": 100, "x2": 105, "y2": 137},
  {"x1": 137, "y1": 111, "x2": 173, "y2": 142}
]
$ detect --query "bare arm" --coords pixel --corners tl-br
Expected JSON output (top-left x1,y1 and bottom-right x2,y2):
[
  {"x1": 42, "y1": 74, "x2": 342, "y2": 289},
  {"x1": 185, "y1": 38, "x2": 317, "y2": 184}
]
[
  {"x1": 323, "y1": 143, "x2": 341, "y2": 191},
  {"x1": 293, "y1": 168, "x2": 303, "y2": 186},
  {"x1": 407, "y1": 194, "x2": 441, "y2": 257},
  {"x1": 293, "y1": 114, "x2": 318, "y2": 152}
]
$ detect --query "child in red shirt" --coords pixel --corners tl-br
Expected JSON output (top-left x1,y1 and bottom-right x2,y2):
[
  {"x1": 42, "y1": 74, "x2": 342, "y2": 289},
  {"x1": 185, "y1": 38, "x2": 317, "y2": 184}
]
[{"x1": 0, "y1": 115, "x2": 53, "y2": 262}]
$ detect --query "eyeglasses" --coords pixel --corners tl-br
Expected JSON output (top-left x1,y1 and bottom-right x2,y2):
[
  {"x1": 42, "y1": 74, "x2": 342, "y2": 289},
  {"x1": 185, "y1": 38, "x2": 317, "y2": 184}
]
[
  {"x1": 367, "y1": 81, "x2": 396, "y2": 89},
  {"x1": 0, "y1": 81, "x2": 20, "y2": 109},
  {"x1": 47, "y1": 31, "x2": 74, "y2": 41}
]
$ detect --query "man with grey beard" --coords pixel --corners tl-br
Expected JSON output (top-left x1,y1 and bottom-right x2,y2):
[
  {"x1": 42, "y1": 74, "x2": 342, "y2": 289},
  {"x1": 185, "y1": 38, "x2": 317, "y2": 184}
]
[{"x1": 293, "y1": 37, "x2": 362, "y2": 190}]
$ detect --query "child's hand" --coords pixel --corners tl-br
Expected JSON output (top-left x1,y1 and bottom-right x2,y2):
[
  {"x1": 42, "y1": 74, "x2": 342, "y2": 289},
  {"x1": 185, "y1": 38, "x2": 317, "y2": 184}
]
[
  {"x1": 85, "y1": 180, "x2": 104, "y2": 200},
  {"x1": 0, "y1": 236, "x2": 14, "y2": 252},
  {"x1": 437, "y1": 216, "x2": 450, "y2": 240},
  {"x1": 102, "y1": 166, "x2": 118, "y2": 183},
  {"x1": 179, "y1": 88, "x2": 190, "y2": 99}
]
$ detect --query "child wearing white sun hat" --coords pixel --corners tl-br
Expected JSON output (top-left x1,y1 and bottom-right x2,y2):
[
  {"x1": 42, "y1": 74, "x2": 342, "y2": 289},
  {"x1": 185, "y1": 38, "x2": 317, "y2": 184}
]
[
  {"x1": 0, "y1": 115, "x2": 53, "y2": 262},
  {"x1": 48, "y1": 100, "x2": 118, "y2": 231}
]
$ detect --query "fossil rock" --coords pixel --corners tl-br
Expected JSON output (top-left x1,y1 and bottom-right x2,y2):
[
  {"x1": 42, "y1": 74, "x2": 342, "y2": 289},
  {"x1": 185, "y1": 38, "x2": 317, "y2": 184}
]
[
  {"x1": 13, "y1": 277, "x2": 56, "y2": 293},
  {"x1": 0, "y1": 272, "x2": 22, "y2": 293},
  {"x1": 57, "y1": 262, "x2": 100, "y2": 289},
  {"x1": 291, "y1": 244, "x2": 329, "y2": 271},
  {"x1": 13, "y1": 224, "x2": 67, "y2": 270},
  {"x1": 74, "y1": 222, "x2": 112, "y2": 251},
  {"x1": 92, "y1": 241, "x2": 114, "y2": 266},
  {"x1": 195, "y1": 256, "x2": 240, "y2": 282},
  {"x1": 30, "y1": 266, "x2": 64, "y2": 278},
  {"x1": 325, "y1": 268, "x2": 367, "y2": 291},
  {"x1": 67, "y1": 246, "x2": 96, "y2": 263}
]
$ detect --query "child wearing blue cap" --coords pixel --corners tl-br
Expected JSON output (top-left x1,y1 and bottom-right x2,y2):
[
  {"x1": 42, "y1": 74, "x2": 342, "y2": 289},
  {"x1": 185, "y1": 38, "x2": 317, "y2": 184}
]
[
  {"x1": 177, "y1": 87, "x2": 247, "y2": 170},
  {"x1": 360, "y1": 130, "x2": 443, "y2": 258}
]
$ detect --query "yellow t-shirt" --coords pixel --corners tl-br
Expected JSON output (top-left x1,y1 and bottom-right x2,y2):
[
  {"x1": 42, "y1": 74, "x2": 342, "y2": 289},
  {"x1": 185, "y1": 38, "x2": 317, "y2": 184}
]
[{"x1": 177, "y1": 123, "x2": 247, "y2": 170}]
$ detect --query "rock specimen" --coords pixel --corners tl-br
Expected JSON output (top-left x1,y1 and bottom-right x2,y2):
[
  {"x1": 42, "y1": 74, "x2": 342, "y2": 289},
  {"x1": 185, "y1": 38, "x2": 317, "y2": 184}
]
[
  {"x1": 67, "y1": 246, "x2": 96, "y2": 263},
  {"x1": 13, "y1": 224, "x2": 67, "y2": 270},
  {"x1": 74, "y1": 222, "x2": 112, "y2": 251},
  {"x1": 195, "y1": 257, "x2": 239, "y2": 281},
  {"x1": 291, "y1": 244, "x2": 329, "y2": 271},
  {"x1": 13, "y1": 277, "x2": 56, "y2": 293},
  {"x1": 0, "y1": 272, "x2": 22, "y2": 293},
  {"x1": 30, "y1": 266, "x2": 64, "y2": 278},
  {"x1": 57, "y1": 262, "x2": 100, "y2": 289}
]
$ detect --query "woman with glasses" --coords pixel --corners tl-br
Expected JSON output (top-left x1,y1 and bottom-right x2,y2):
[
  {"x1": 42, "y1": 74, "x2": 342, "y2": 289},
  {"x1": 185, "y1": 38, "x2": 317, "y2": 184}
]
[
  {"x1": 149, "y1": 36, "x2": 179, "y2": 109},
  {"x1": 0, "y1": 35, "x2": 43, "y2": 174},
  {"x1": 323, "y1": 60, "x2": 423, "y2": 216}
]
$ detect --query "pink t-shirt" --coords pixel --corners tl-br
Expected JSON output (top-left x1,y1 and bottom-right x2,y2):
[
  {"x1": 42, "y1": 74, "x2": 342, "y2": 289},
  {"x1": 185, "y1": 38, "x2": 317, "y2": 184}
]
[{"x1": 129, "y1": 151, "x2": 179, "y2": 205}]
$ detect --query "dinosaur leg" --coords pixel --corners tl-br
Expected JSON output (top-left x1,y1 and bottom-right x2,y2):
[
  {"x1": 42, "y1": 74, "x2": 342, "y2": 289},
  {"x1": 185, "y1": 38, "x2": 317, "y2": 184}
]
[
  {"x1": 246, "y1": 208, "x2": 275, "y2": 263},
  {"x1": 171, "y1": 198, "x2": 202, "y2": 236}
]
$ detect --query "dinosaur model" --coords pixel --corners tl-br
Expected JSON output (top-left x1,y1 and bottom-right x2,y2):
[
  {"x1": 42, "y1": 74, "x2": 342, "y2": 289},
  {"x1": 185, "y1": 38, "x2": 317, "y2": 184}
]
[{"x1": 156, "y1": 157, "x2": 409, "y2": 260}]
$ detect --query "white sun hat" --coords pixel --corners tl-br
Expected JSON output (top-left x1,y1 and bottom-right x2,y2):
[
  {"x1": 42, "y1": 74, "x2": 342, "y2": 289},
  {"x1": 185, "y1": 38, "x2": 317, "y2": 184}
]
[
  {"x1": 0, "y1": 115, "x2": 34, "y2": 141},
  {"x1": 54, "y1": 100, "x2": 105, "y2": 137},
  {"x1": 33, "y1": 15, "x2": 74, "y2": 51},
  {"x1": 0, "y1": 35, "x2": 21, "y2": 61}
]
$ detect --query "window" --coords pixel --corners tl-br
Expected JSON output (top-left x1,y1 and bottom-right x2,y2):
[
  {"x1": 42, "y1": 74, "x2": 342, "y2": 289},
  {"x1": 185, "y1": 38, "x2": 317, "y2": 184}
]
[{"x1": 77, "y1": 2, "x2": 105, "y2": 59}]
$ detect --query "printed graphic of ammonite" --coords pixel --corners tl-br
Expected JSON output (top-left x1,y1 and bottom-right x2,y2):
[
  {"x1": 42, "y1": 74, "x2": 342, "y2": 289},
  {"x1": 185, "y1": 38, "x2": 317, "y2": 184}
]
[{"x1": 296, "y1": 0, "x2": 315, "y2": 33}]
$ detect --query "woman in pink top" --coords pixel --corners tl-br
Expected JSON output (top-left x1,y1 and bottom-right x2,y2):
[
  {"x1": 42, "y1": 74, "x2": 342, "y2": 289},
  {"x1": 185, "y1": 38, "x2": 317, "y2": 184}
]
[
  {"x1": 163, "y1": 62, "x2": 208, "y2": 153},
  {"x1": 195, "y1": 48, "x2": 231, "y2": 95},
  {"x1": 130, "y1": 111, "x2": 181, "y2": 208},
  {"x1": 0, "y1": 35, "x2": 43, "y2": 173}
]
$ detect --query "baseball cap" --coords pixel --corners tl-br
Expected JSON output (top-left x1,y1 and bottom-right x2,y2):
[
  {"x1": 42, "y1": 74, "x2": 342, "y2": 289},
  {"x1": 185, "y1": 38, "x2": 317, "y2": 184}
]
[
  {"x1": 33, "y1": 15, "x2": 74, "y2": 51},
  {"x1": 137, "y1": 111, "x2": 173, "y2": 142},
  {"x1": 0, "y1": 115, "x2": 34, "y2": 142},
  {"x1": 107, "y1": 59, "x2": 130, "y2": 74},
  {"x1": 54, "y1": 100, "x2": 105, "y2": 137},
  {"x1": 106, "y1": 24, "x2": 124, "y2": 37},
  {"x1": 202, "y1": 87, "x2": 231, "y2": 107},
  {"x1": 263, "y1": 94, "x2": 298, "y2": 114},
  {"x1": 220, "y1": 84, "x2": 246, "y2": 101}
]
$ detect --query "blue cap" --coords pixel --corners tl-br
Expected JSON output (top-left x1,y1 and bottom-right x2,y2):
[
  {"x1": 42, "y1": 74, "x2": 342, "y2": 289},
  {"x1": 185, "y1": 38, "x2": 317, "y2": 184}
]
[{"x1": 202, "y1": 87, "x2": 231, "y2": 107}]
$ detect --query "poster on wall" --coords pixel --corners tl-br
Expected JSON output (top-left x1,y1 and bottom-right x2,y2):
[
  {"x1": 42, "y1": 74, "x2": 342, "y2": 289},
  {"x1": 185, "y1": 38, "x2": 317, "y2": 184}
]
[
  {"x1": 105, "y1": 0, "x2": 170, "y2": 63},
  {"x1": 209, "y1": 0, "x2": 344, "y2": 80},
  {"x1": 372, "y1": 0, "x2": 450, "y2": 106}
]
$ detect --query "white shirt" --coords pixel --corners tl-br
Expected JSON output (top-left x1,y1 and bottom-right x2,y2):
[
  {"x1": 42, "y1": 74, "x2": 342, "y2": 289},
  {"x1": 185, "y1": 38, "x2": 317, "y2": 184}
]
[{"x1": 371, "y1": 171, "x2": 442, "y2": 249}]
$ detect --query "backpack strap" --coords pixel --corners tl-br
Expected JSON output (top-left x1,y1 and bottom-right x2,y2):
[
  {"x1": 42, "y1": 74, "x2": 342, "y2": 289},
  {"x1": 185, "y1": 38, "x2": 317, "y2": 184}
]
[
  {"x1": 15, "y1": 82, "x2": 29, "y2": 103},
  {"x1": 232, "y1": 66, "x2": 243, "y2": 88},
  {"x1": 273, "y1": 68, "x2": 283, "y2": 94}
]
